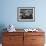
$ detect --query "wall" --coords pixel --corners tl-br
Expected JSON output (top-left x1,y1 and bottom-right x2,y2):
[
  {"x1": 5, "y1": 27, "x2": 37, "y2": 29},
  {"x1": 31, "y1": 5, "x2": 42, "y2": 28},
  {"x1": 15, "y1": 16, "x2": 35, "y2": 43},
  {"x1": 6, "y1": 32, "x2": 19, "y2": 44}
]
[
  {"x1": 0, "y1": 0, "x2": 46, "y2": 30},
  {"x1": 0, "y1": 0, "x2": 46, "y2": 44}
]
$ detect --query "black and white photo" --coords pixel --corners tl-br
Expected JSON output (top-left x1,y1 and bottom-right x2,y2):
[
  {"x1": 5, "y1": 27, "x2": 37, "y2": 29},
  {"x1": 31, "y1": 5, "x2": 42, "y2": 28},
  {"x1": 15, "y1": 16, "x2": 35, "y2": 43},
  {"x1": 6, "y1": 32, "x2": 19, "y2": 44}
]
[{"x1": 17, "y1": 7, "x2": 35, "y2": 22}]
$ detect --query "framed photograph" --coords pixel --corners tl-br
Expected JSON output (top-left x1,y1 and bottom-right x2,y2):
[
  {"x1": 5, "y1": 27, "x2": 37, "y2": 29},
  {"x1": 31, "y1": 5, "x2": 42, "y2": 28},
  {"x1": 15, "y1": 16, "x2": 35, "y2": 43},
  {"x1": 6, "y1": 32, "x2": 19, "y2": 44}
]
[{"x1": 17, "y1": 7, "x2": 35, "y2": 22}]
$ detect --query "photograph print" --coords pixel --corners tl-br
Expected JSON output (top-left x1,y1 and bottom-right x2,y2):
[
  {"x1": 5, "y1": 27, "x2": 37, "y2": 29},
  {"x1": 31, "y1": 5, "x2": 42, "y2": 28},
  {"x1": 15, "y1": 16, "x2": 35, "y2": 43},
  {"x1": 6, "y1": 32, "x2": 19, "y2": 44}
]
[{"x1": 17, "y1": 7, "x2": 35, "y2": 22}]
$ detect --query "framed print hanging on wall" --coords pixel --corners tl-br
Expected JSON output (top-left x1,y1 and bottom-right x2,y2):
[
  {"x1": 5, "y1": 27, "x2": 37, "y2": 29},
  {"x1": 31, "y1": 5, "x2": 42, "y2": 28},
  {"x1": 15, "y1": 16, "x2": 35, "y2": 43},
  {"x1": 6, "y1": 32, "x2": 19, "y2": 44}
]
[{"x1": 17, "y1": 7, "x2": 35, "y2": 22}]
